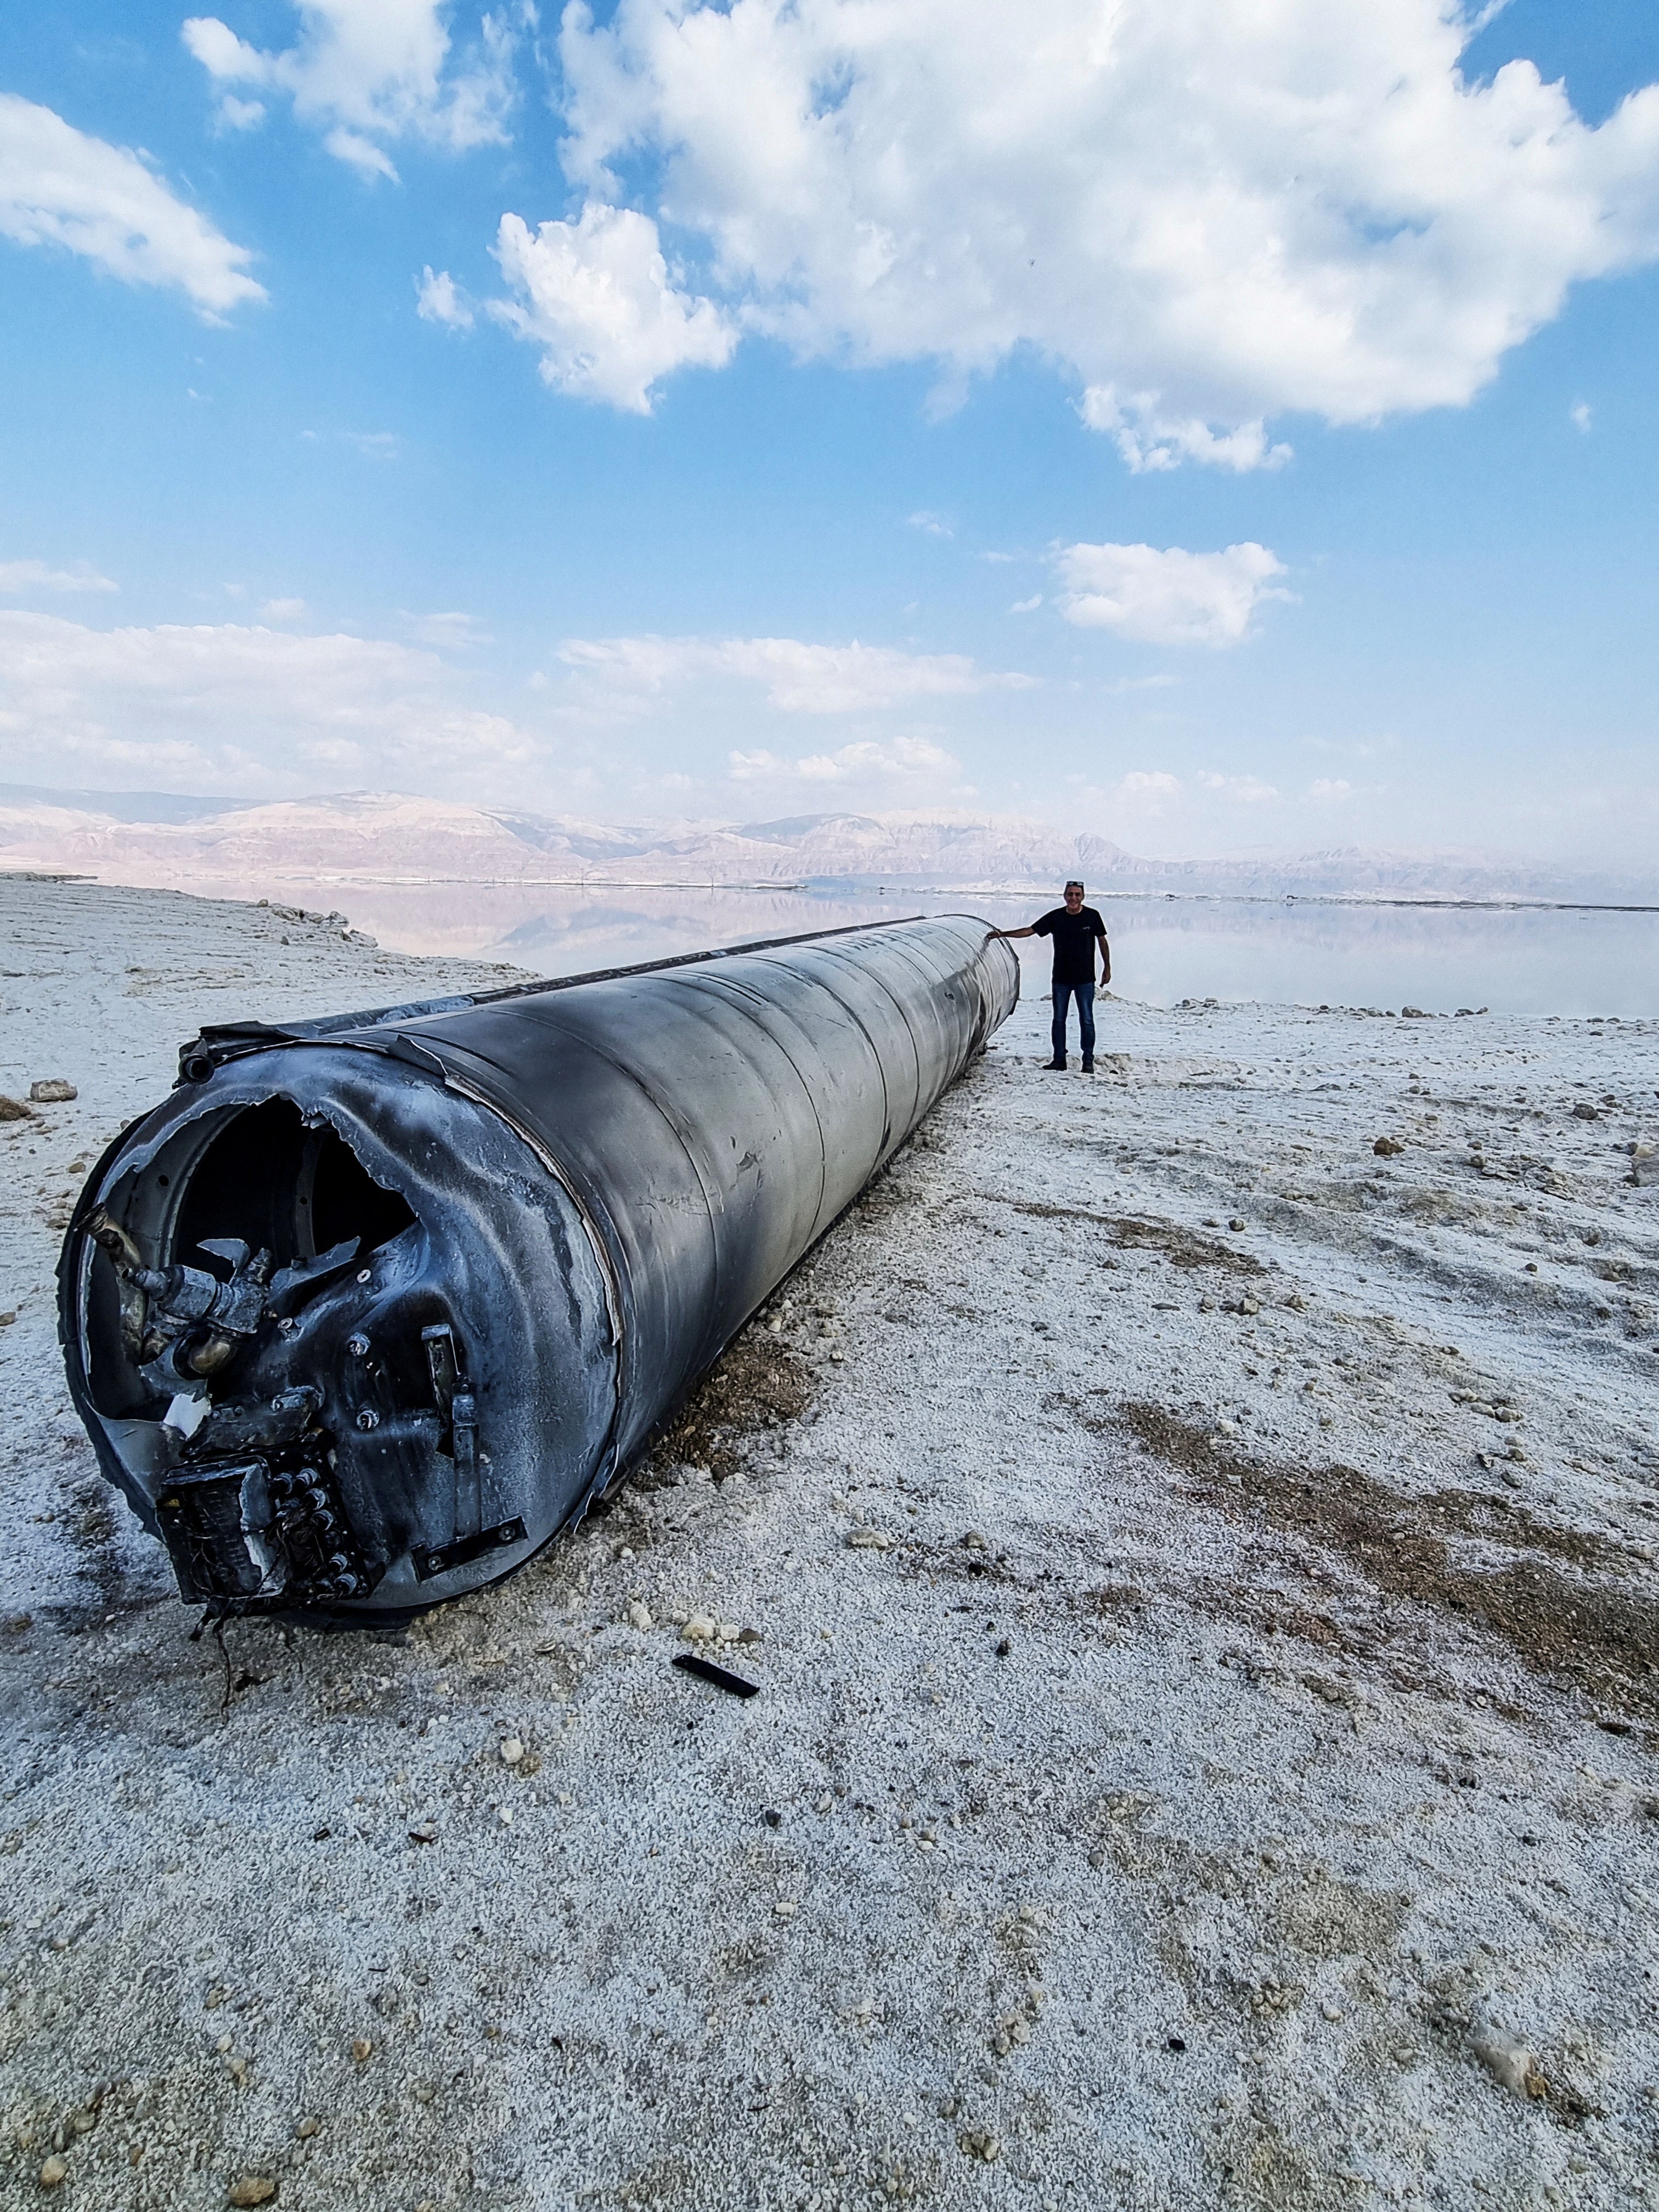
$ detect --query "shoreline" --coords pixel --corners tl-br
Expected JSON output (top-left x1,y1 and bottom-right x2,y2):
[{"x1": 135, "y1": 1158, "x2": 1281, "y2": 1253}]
[{"x1": 7, "y1": 859, "x2": 1658, "y2": 917}]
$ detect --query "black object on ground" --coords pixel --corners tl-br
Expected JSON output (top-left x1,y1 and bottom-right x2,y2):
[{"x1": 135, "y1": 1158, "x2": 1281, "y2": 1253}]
[
  {"x1": 59, "y1": 916, "x2": 1018, "y2": 1617},
  {"x1": 673, "y1": 1652, "x2": 761, "y2": 1699}
]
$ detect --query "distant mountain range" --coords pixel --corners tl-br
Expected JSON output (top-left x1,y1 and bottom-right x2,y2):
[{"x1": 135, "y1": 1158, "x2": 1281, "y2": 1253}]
[{"x1": 0, "y1": 786, "x2": 1652, "y2": 905}]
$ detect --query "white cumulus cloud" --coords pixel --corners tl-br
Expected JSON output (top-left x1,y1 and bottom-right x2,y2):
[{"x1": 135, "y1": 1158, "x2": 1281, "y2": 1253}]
[
  {"x1": 1056, "y1": 541, "x2": 1289, "y2": 647},
  {"x1": 183, "y1": 0, "x2": 520, "y2": 176},
  {"x1": 560, "y1": 633, "x2": 1030, "y2": 713},
  {"x1": 557, "y1": 0, "x2": 1659, "y2": 461},
  {"x1": 488, "y1": 202, "x2": 737, "y2": 411},
  {"x1": 416, "y1": 264, "x2": 473, "y2": 326},
  {"x1": 0, "y1": 93, "x2": 264, "y2": 316}
]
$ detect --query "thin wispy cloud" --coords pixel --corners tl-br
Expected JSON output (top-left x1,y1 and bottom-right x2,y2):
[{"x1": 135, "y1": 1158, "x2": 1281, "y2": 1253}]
[
  {"x1": 0, "y1": 558, "x2": 117, "y2": 595},
  {"x1": 1195, "y1": 770, "x2": 1279, "y2": 804},
  {"x1": 560, "y1": 634, "x2": 1035, "y2": 715},
  {"x1": 729, "y1": 735, "x2": 960, "y2": 785},
  {"x1": 0, "y1": 608, "x2": 533, "y2": 792},
  {"x1": 403, "y1": 611, "x2": 494, "y2": 648},
  {"x1": 0, "y1": 93, "x2": 264, "y2": 316}
]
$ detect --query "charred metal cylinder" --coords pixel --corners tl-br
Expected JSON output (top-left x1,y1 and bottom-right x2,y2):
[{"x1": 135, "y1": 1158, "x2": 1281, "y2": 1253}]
[{"x1": 59, "y1": 916, "x2": 1018, "y2": 1615}]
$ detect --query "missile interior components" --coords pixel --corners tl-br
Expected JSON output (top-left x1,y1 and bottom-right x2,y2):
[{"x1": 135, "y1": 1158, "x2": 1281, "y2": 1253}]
[{"x1": 59, "y1": 915, "x2": 1019, "y2": 1617}]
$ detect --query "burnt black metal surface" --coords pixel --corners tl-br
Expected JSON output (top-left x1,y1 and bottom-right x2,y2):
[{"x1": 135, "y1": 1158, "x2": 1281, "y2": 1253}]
[{"x1": 58, "y1": 914, "x2": 1019, "y2": 1616}]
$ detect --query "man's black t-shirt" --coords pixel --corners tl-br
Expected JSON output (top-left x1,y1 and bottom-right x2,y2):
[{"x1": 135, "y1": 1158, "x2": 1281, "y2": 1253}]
[{"x1": 1033, "y1": 904, "x2": 1108, "y2": 987}]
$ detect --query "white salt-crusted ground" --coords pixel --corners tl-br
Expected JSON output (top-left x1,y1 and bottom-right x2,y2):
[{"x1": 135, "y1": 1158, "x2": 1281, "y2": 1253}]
[{"x1": 1, "y1": 876, "x2": 1656, "y2": 2212}]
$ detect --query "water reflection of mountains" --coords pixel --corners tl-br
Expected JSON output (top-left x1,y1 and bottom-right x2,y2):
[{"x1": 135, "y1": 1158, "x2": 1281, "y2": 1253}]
[{"x1": 299, "y1": 881, "x2": 1657, "y2": 1018}]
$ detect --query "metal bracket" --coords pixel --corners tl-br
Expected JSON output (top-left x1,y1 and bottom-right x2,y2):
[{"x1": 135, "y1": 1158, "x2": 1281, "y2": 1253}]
[{"x1": 413, "y1": 1517, "x2": 527, "y2": 1581}]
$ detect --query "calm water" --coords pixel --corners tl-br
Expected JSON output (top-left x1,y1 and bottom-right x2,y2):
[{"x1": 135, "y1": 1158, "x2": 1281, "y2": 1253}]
[{"x1": 193, "y1": 873, "x2": 1659, "y2": 1018}]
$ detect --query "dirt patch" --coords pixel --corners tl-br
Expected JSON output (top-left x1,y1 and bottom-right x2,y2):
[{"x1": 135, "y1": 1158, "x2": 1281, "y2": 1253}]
[
  {"x1": 643, "y1": 1326, "x2": 814, "y2": 1482},
  {"x1": 1118, "y1": 1403, "x2": 1658, "y2": 1725},
  {"x1": 1006, "y1": 1202, "x2": 1266, "y2": 1274},
  {"x1": 1107, "y1": 1216, "x2": 1267, "y2": 1276}
]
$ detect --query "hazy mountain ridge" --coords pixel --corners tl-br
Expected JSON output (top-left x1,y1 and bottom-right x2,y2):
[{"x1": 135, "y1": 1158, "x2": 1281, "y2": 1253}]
[{"x1": 0, "y1": 788, "x2": 1651, "y2": 903}]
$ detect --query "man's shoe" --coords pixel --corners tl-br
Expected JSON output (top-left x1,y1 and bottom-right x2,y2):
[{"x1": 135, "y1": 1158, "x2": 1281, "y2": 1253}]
[
  {"x1": 1043, "y1": 1058, "x2": 1066, "y2": 1071},
  {"x1": 1081, "y1": 1056, "x2": 1094, "y2": 1074}
]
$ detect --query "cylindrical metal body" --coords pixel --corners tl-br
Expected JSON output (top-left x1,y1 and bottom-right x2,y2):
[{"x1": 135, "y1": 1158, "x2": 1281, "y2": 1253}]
[{"x1": 59, "y1": 916, "x2": 1018, "y2": 1615}]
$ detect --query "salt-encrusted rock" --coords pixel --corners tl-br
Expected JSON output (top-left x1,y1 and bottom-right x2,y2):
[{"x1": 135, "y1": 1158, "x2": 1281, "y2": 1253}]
[
  {"x1": 499, "y1": 1737, "x2": 524, "y2": 1765},
  {"x1": 847, "y1": 1527, "x2": 892, "y2": 1550},
  {"x1": 1373, "y1": 1136, "x2": 1405, "y2": 1156},
  {"x1": 627, "y1": 1600, "x2": 653, "y2": 1630},
  {"x1": 1470, "y1": 2027, "x2": 1545, "y2": 2098},
  {"x1": 29, "y1": 1079, "x2": 76, "y2": 1103},
  {"x1": 682, "y1": 1613, "x2": 717, "y2": 1642},
  {"x1": 227, "y1": 2180, "x2": 278, "y2": 2208},
  {"x1": 0, "y1": 1096, "x2": 33, "y2": 1122}
]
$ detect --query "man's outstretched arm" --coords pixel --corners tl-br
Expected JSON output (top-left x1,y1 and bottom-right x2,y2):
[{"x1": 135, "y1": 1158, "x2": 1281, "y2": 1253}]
[{"x1": 989, "y1": 924, "x2": 1036, "y2": 939}]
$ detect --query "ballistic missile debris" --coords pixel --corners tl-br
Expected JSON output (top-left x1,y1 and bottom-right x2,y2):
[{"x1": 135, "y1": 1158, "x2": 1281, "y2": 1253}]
[
  {"x1": 672, "y1": 1653, "x2": 762, "y2": 1699},
  {"x1": 58, "y1": 916, "x2": 1018, "y2": 1617}
]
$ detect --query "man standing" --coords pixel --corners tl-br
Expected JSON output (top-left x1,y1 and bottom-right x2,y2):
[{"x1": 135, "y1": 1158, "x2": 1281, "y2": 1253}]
[{"x1": 990, "y1": 881, "x2": 1111, "y2": 1072}]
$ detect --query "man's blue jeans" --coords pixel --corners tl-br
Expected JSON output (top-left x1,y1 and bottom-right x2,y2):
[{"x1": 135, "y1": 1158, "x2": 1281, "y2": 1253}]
[{"x1": 1052, "y1": 981, "x2": 1096, "y2": 1062}]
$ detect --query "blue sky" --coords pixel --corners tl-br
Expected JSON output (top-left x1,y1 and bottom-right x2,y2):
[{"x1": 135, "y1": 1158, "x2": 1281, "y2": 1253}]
[{"x1": 2, "y1": 0, "x2": 1657, "y2": 861}]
